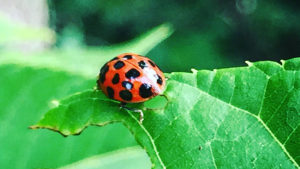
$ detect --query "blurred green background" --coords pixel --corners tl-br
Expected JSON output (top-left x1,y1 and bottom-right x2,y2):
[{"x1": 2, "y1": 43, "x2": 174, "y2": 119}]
[{"x1": 0, "y1": 0, "x2": 299, "y2": 168}]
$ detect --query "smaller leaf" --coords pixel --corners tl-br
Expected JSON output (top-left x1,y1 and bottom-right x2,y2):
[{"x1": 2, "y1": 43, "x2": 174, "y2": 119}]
[
  {"x1": 58, "y1": 146, "x2": 151, "y2": 169},
  {"x1": 30, "y1": 90, "x2": 123, "y2": 136}
]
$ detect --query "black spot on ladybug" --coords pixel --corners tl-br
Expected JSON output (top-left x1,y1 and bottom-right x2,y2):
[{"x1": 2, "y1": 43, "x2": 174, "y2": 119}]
[
  {"x1": 112, "y1": 73, "x2": 120, "y2": 84},
  {"x1": 156, "y1": 74, "x2": 163, "y2": 85},
  {"x1": 110, "y1": 57, "x2": 119, "y2": 62},
  {"x1": 122, "y1": 81, "x2": 133, "y2": 90},
  {"x1": 139, "y1": 83, "x2": 153, "y2": 98},
  {"x1": 106, "y1": 86, "x2": 114, "y2": 99},
  {"x1": 99, "y1": 64, "x2": 109, "y2": 83},
  {"x1": 114, "y1": 61, "x2": 125, "y2": 69},
  {"x1": 125, "y1": 68, "x2": 140, "y2": 79},
  {"x1": 123, "y1": 55, "x2": 132, "y2": 60},
  {"x1": 138, "y1": 61, "x2": 147, "y2": 69},
  {"x1": 148, "y1": 60, "x2": 156, "y2": 67},
  {"x1": 119, "y1": 90, "x2": 132, "y2": 101}
]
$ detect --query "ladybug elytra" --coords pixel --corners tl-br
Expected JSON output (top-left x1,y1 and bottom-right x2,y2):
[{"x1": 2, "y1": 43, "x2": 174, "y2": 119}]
[{"x1": 97, "y1": 53, "x2": 166, "y2": 122}]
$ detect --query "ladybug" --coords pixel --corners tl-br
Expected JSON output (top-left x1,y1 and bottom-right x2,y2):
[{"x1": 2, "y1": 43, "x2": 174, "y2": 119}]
[{"x1": 97, "y1": 53, "x2": 166, "y2": 122}]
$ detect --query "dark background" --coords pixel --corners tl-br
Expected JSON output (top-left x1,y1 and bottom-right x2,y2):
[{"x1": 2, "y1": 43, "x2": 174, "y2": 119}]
[{"x1": 48, "y1": 0, "x2": 300, "y2": 72}]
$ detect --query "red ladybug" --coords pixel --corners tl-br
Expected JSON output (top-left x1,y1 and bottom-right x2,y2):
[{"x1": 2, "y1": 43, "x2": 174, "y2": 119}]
[{"x1": 97, "y1": 53, "x2": 166, "y2": 122}]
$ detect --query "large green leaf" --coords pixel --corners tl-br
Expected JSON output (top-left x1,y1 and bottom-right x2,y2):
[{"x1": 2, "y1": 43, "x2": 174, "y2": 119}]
[
  {"x1": 0, "y1": 24, "x2": 173, "y2": 168},
  {"x1": 32, "y1": 58, "x2": 300, "y2": 168}
]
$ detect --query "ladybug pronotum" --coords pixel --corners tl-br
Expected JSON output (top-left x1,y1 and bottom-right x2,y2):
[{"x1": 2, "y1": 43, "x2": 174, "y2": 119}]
[{"x1": 97, "y1": 53, "x2": 166, "y2": 122}]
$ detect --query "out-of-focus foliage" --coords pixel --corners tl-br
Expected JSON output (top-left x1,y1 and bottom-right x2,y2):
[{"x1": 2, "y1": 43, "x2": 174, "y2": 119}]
[
  {"x1": 0, "y1": 24, "x2": 173, "y2": 78},
  {"x1": 0, "y1": 14, "x2": 54, "y2": 44},
  {"x1": 49, "y1": 0, "x2": 300, "y2": 72}
]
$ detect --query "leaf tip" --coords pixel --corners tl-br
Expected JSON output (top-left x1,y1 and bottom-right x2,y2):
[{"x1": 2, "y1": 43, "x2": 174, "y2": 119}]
[
  {"x1": 280, "y1": 59, "x2": 285, "y2": 66},
  {"x1": 191, "y1": 68, "x2": 197, "y2": 74},
  {"x1": 50, "y1": 99, "x2": 60, "y2": 107},
  {"x1": 158, "y1": 22, "x2": 174, "y2": 35},
  {"x1": 245, "y1": 60, "x2": 253, "y2": 66}
]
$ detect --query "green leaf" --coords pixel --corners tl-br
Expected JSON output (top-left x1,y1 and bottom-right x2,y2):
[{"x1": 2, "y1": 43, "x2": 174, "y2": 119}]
[
  {"x1": 58, "y1": 146, "x2": 151, "y2": 169},
  {"x1": 0, "y1": 24, "x2": 172, "y2": 168},
  {"x1": 32, "y1": 58, "x2": 300, "y2": 168}
]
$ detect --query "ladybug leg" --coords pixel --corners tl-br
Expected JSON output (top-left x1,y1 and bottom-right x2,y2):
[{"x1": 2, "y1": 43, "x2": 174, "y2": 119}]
[
  {"x1": 133, "y1": 109, "x2": 144, "y2": 123},
  {"x1": 120, "y1": 102, "x2": 144, "y2": 123}
]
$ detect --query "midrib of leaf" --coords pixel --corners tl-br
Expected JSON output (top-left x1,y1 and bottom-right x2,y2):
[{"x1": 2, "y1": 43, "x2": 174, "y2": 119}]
[
  {"x1": 171, "y1": 69, "x2": 299, "y2": 168},
  {"x1": 126, "y1": 111, "x2": 166, "y2": 169}
]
